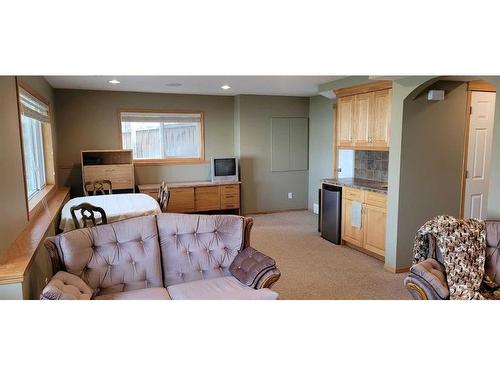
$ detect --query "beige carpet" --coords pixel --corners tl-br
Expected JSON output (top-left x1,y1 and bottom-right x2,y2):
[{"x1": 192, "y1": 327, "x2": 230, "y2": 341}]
[{"x1": 250, "y1": 210, "x2": 410, "y2": 299}]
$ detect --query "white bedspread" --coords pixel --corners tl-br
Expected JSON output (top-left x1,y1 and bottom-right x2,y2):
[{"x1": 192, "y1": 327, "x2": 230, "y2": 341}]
[{"x1": 60, "y1": 193, "x2": 161, "y2": 232}]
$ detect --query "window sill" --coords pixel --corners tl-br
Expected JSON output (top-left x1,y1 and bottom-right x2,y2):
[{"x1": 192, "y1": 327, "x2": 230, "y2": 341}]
[
  {"x1": 133, "y1": 158, "x2": 208, "y2": 166},
  {"x1": 0, "y1": 187, "x2": 70, "y2": 285},
  {"x1": 28, "y1": 184, "x2": 56, "y2": 219}
]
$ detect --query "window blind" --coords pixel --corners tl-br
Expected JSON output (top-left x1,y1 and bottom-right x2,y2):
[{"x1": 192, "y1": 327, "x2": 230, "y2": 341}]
[
  {"x1": 121, "y1": 112, "x2": 201, "y2": 124},
  {"x1": 19, "y1": 88, "x2": 50, "y2": 123}
]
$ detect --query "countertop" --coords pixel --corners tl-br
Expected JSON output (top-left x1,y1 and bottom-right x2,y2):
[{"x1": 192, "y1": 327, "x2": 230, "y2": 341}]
[
  {"x1": 321, "y1": 178, "x2": 388, "y2": 194},
  {"x1": 138, "y1": 180, "x2": 241, "y2": 190}
]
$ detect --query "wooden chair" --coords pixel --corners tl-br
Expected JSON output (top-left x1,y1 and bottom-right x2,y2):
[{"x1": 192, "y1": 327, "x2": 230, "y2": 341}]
[
  {"x1": 84, "y1": 180, "x2": 113, "y2": 196},
  {"x1": 158, "y1": 181, "x2": 170, "y2": 212},
  {"x1": 70, "y1": 203, "x2": 108, "y2": 229}
]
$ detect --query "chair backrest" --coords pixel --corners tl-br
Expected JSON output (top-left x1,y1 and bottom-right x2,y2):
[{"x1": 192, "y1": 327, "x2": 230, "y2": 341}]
[
  {"x1": 85, "y1": 180, "x2": 112, "y2": 196},
  {"x1": 156, "y1": 213, "x2": 250, "y2": 287},
  {"x1": 158, "y1": 181, "x2": 170, "y2": 212},
  {"x1": 44, "y1": 215, "x2": 164, "y2": 296},
  {"x1": 70, "y1": 203, "x2": 108, "y2": 229}
]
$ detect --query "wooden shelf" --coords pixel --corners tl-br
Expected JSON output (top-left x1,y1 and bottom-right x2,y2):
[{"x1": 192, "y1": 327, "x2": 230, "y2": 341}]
[{"x1": 0, "y1": 187, "x2": 70, "y2": 285}]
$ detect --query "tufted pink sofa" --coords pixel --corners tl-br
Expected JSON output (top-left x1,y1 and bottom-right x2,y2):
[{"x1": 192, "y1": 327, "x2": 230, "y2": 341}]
[{"x1": 41, "y1": 213, "x2": 281, "y2": 300}]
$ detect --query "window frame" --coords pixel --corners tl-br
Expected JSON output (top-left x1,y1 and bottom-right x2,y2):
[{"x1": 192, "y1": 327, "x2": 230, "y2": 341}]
[
  {"x1": 117, "y1": 109, "x2": 206, "y2": 165},
  {"x1": 16, "y1": 79, "x2": 56, "y2": 219}
]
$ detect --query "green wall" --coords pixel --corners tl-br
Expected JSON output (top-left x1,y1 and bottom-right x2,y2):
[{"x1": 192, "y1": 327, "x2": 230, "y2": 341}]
[
  {"x1": 0, "y1": 76, "x2": 57, "y2": 299},
  {"x1": 54, "y1": 89, "x2": 235, "y2": 196},
  {"x1": 236, "y1": 95, "x2": 310, "y2": 213},
  {"x1": 484, "y1": 77, "x2": 500, "y2": 219},
  {"x1": 54, "y1": 90, "x2": 311, "y2": 214},
  {"x1": 0, "y1": 77, "x2": 28, "y2": 256},
  {"x1": 307, "y1": 95, "x2": 334, "y2": 210},
  {"x1": 395, "y1": 80, "x2": 468, "y2": 267}
]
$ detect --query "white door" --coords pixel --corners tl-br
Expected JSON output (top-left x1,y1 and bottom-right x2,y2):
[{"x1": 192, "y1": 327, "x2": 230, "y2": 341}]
[{"x1": 464, "y1": 91, "x2": 496, "y2": 219}]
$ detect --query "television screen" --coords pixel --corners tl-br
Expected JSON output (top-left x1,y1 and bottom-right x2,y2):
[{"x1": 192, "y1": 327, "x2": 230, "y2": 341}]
[{"x1": 214, "y1": 158, "x2": 236, "y2": 176}]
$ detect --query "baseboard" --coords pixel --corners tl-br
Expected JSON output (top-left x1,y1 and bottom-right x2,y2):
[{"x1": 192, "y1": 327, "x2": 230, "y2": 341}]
[
  {"x1": 244, "y1": 208, "x2": 308, "y2": 216},
  {"x1": 383, "y1": 265, "x2": 411, "y2": 274},
  {"x1": 342, "y1": 241, "x2": 385, "y2": 261}
]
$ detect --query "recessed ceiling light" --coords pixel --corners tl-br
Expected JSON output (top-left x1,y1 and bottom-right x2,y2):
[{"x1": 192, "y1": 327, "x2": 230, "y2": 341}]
[
  {"x1": 221, "y1": 84, "x2": 231, "y2": 90},
  {"x1": 165, "y1": 83, "x2": 182, "y2": 87},
  {"x1": 108, "y1": 79, "x2": 120, "y2": 84}
]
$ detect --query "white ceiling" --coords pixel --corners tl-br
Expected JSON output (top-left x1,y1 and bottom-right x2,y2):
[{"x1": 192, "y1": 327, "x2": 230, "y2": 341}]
[{"x1": 44, "y1": 76, "x2": 343, "y2": 97}]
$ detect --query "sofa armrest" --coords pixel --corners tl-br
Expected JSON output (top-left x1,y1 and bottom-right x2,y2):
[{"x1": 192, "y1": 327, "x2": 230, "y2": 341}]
[
  {"x1": 230, "y1": 247, "x2": 281, "y2": 289},
  {"x1": 404, "y1": 258, "x2": 449, "y2": 300},
  {"x1": 40, "y1": 271, "x2": 94, "y2": 300},
  {"x1": 254, "y1": 267, "x2": 281, "y2": 289}
]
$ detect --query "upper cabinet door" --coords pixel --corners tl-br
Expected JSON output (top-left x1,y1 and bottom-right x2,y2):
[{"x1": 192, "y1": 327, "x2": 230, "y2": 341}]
[
  {"x1": 370, "y1": 89, "x2": 391, "y2": 148},
  {"x1": 337, "y1": 96, "x2": 354, "y2": 147},
  {"x1": 353, "y1": 92, "x2": 372, "y2": 147}
]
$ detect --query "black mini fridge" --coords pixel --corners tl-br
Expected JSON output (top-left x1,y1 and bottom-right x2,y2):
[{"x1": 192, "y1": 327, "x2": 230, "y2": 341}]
[{"x1": 320, "y1": 184, "x2": 342, "y2": 245}]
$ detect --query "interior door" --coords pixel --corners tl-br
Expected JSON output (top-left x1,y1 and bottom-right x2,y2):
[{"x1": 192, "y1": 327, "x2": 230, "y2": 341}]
[{"x1": 463, "y1": 91, "x2": 496, "y2": 219}]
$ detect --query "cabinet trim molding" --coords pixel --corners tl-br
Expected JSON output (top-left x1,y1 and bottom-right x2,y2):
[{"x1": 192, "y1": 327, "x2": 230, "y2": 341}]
[{"x1": 335, "y1": 81, "x2": 393, "y2": 98}]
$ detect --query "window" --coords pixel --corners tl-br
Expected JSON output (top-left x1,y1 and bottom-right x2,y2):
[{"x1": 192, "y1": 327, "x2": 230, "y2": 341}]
[
  {"x1": 120, "y1": 111, "x2": 205, "y2": 163},
  {"x1": 18, "y1": 87, "x2": 51, "y2": 199}
]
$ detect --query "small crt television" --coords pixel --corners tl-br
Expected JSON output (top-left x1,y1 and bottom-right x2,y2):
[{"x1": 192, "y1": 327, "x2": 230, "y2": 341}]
[{"x1": 211, "y1": 157, "x2": 239, "y2": 182}]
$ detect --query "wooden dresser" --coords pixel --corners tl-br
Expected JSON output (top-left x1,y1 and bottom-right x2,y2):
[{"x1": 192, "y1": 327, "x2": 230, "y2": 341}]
[
  {"x1": 81, "y1": 150, "x2": 135, "y2": 193},
  {"x1": 139, "y1": 181, "x2": 241, "y2": 214}
]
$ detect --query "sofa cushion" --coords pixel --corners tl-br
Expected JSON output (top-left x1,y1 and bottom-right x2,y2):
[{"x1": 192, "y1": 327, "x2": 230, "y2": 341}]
[
  {"x1": 230, "y1": 247, "x2": 276, "y2": 288},
  {"x1": 94, "y1": 287, "x2": 171, "y2": 300},
  {"x1": 56, "y1": 215, "x2": 163, "y2": 296},
  {"x1": 167, "y1": 276, "x2": 279, "y2": 300},
  {"x1": 157, "y1": 213, "x2": 245, "y2": 287},
  {"x1": 41, "y1": 271, "x2": 93, "y2": 300}
]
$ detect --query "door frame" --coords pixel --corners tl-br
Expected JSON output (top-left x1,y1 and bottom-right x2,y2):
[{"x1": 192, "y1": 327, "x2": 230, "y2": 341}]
[{"x1": 459, "y1": 80, "x2": 496, "y2": 218}]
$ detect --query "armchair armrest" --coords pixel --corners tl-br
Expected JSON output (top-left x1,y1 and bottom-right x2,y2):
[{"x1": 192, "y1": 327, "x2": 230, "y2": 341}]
[
  {"x1": 40, "y1": 271, "x2": 94, "y2": 300},
  {"x1": 404, "y1": 258, "x2": 449, "y2": 300},
  {"x1": 230, "y1": 247, "x2": 281, "y2": 289}
]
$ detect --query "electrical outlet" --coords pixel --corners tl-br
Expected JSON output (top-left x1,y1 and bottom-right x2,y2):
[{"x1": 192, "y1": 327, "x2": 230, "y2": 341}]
[
  {"x1": 313, "y1": 203, "x2": 319, "y2": 214},
  {"x1": 288, "y1": 192, "x2": 293, "y2": 199}
]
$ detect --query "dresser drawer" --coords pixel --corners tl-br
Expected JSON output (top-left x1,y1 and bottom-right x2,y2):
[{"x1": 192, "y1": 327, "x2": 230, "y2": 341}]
[
  {"x1": 83, "y1": 164, "x2": 134, "y2": 190},
  {"x1": 343, "y1": 187, "x2": 364, "y2": 202},
  {"x1": 220, "y1": 184, "x2": 240, "y2": 209},
  {"x1": 365, "y1": 191, "x2": 387, "y2": 208}
]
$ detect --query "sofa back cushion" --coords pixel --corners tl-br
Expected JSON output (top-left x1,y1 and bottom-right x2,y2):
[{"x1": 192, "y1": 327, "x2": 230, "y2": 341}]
[
  {"x1": 485, "y1": 220, "x2": 500, "y2": 286},
  {"x1": 157, "y1": 213, "x2": 245, "y2": 287},
  {"x1": 55, "y1": 215, "x2": 163, "y2": 296}
]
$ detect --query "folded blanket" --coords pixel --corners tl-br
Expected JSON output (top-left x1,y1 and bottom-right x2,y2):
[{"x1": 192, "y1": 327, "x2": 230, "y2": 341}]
[{"x1": 413, "y1": 215, "x2": 486, "y2": 300}]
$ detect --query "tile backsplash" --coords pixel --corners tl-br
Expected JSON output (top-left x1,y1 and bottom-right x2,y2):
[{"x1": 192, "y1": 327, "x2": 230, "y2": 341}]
[{"x1": 354, "y1": 151, "x2": 389, "y2": 182}]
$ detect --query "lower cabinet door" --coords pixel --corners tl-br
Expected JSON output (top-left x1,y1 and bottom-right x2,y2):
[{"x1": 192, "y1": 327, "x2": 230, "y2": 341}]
[
  {"x1": 342, "y1": 198, "x2": 364, "y2": 247},
  {"x1": 195, "y1": 186, "x2": 221, "y2": 211},
  {"x1": 363, "y1": 204, "x2": 386, "y2": 256},
  {"x1": 167, "y1": 188, "x2": 195, "y2": 213}
]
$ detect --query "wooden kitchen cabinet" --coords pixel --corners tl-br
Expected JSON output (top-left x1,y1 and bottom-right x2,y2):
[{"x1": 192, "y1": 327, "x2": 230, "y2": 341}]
[
  {"x1": 353, "y1": 92, "x2": 372, "y2": 147},
  {"x1": 342, "y1": 196, "x2": 364, "y2": 247},
  {"x1": 370, "y1": 89, "x2": 391, "y2": 148},
  {"x1": 337, "y1": 96, "x2": 355, "y2": 147},
  {"x1": 341, "y1": 187, "x2": 387, "y2": 259},
  {"x1": 335, "y1": 84, "x2": 391, "y2": 150},
  {"x1": 363, "y1": 203, "x2": 387, "y2": 257}
]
